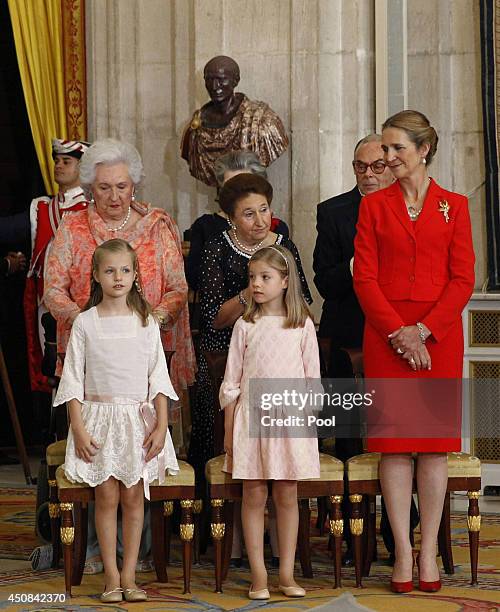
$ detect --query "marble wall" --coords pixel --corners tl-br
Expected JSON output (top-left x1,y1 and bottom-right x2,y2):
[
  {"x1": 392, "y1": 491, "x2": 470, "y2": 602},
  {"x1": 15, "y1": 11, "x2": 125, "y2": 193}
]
[
  {"x1": 86, "y1": 0, "x2": 486, "y2": 319},
  {"x1": 406, "y1": 0, "x2": 486, "y2": 291}
]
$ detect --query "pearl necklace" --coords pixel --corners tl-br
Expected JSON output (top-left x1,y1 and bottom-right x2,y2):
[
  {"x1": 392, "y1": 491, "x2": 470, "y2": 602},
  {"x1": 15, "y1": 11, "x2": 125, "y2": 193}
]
[
  {"x1": 405, "y1": 177, "x2": 430, "y2": 221},
  {"x1": 105, "y1": 207, "x2": 131, "y2": 232},
  {"x1": 406, "y1": 205, "x2": 422, "y2": 221},
  {"x1": 231, "y1": 229, "x2": 265, "y2": 254}
]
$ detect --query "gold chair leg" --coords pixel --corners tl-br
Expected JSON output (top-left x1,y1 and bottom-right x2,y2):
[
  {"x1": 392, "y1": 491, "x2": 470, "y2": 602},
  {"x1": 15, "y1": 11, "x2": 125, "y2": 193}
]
[
  {"x1": 180, "y1": 500, "x2": 194, "y2": 594},
  {"x1": 193, "y1": 499, "x2": 203, "y2": 565},
  {"x1": 48, "y1": 476, "x2": 61, "y2": 568},
  {"x1": 467, "y1": 491, "x2": 481, "y2": 586},
  {"x1": 60, "y1": 502, "x2": 74, "y2": 597},
  {"x1": 210, "y1": 499, "x2": 225, "y2": 593},
  {"x1": 349, "y1": 494, "x2": 364, "y2": 588},
  {"x1": 329, "y1": 495, "x2": 343, "y2": 588}
]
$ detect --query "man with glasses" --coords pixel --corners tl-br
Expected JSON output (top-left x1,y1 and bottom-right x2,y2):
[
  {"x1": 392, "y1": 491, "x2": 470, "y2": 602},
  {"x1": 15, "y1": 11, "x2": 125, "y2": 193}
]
[
  {"x1": 314, "y1": 134, "x2": 393, "y2": 371},
  {"x1": 314, "y1": 134, "x2": 418, "y2": 565}
]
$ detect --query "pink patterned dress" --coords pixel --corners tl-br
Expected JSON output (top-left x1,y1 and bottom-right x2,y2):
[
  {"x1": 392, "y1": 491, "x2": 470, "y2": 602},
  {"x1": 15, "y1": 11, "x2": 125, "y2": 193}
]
[
  {"x1": 219, "y1": 316, "x2": 321, "y2": 480},
  {"x1": 43, "y1": 201, "x2": 196, "y2": 393}
]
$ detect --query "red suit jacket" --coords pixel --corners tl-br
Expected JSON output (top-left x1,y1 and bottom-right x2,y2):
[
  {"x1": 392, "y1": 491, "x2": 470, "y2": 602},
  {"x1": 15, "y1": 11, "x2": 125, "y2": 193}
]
[{"x1": 353, "y1": 179, "x2": 475, "y2": 343}]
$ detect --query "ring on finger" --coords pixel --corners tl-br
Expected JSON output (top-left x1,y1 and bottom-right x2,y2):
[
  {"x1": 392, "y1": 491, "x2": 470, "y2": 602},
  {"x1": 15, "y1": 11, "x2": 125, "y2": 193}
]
[
  {"x1": 397, "y1": 348, "x2": 403, "y2": 354},
  {"x1": 409, "y1": 357, "x2": 415, "y2": 364}
]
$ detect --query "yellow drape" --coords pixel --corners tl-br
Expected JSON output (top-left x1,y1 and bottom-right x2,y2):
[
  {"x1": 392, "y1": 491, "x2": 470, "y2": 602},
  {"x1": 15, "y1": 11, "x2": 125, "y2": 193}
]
[{"x1": 8, "y1": 0, "x2": 67, "y2": 195}]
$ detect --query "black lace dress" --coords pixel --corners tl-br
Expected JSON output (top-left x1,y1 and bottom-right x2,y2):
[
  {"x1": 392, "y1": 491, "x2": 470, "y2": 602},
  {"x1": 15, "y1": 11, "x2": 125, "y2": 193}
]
[{"x1": 187, "y1": 230, "x2": 312, "y2": 493}]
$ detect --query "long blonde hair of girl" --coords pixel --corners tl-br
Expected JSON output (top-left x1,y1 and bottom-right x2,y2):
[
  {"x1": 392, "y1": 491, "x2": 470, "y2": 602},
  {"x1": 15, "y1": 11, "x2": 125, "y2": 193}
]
[
  {"x1": 243, "y1": 245, "x2": 313, "y2": 329},
  {"x1": 83, "y1": 238, "x2": 152, "y2": 326}
]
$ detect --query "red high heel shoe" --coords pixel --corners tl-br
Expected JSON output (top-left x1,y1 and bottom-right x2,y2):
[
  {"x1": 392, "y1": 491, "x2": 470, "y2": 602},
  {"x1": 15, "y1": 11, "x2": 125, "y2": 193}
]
[
  {"x1": 390, "y1": 553, "x2": 415, "y2": 593},
  {"x1": 416, "y1": 553, "x2": 442, "y2": 592}
]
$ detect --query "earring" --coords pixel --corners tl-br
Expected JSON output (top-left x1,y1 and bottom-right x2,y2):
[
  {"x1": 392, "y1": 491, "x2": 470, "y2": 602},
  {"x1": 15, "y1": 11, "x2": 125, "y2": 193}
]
[
  {"x1": 134, "y1": 279, "x2": 142, "y2": 294},
  {"x1": 90, "y1": 193, "x2": 95, "y2": 204},
  {"x1": 422, "y1": 157, "x2": 427, "y2": 165},
  {"x1": 132, "y1": 190, "x2": 136, "y2": 202}
]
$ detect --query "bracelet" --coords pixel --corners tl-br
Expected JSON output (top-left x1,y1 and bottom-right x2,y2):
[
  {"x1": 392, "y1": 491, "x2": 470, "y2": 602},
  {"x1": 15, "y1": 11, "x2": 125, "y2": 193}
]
[
  {"x1": 155, "y1": 312, "x2": 170, "y2": 330},
  {"x1": 416, "y1": 322, "x2": 427, "y2": 344},
  {"x1": 238, "y1": 291, "x2": 247, "y2": 307}
]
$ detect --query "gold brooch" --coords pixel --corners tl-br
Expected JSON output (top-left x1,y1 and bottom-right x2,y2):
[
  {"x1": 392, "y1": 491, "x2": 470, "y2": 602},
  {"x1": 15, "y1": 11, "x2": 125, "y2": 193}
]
[{"x1": 438, "y1": 200, "x2": 450, "y2": 223}]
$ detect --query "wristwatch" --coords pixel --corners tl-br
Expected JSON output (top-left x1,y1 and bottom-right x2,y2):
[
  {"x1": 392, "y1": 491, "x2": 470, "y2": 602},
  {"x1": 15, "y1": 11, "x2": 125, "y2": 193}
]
[{"x1": 416, "y1": 322, "x2": 427, "y2": 344}]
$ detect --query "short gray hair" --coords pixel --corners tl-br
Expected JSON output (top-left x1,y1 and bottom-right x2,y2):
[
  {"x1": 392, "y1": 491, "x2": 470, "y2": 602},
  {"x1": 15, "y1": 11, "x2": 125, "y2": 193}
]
[
  {"x1": 79, "y1": 138, "x2": 144, "y2": 195},
  {"x1": 353, "y1": 133, "x2": 382, "y2": 157},
  {"x1": 213, "y1": 150, "x2": 267, "y2": 187}
]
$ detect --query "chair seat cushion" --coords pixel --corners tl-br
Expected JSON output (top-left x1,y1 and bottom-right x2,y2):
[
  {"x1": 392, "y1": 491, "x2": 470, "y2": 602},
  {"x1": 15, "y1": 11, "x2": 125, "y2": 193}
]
[
  {"x1": 447, "y1": 452, "x2": 481, "y2": 478},
  {"x1": 205, "y1": 455, "x2": 242, "y2": 485},
  {"x1": 150, "y1": 460, "x2": 195, "y2": 487},
  {"x1": 347, "y1": 453, "x2": 381, "y2": 481},
  {"x1": 205, "y1": 453, "x2": 343, "y2": 484},
  {"x1": 347, "y1": 451, "x2": 481, "y2": 481},
  {"x1": 56, "y1": 460, "x2": 195, "y2": 489},
  {"x1": 56, "y1": 465, "x2": 91, "y2": 489},
  {"x1": 46, "y1": 439, "x2": 67, "y2": 466},
  {"x1": 305, "y1": 453, "x2": 344, "y2": 481}
]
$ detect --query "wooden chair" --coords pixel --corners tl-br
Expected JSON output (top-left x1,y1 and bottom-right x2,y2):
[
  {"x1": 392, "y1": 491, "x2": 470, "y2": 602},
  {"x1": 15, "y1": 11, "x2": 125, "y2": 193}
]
[
  {"x1": 315, "y1": 339, "x2": 365, "y2": 536},
  {"x1": 346, "y1": 451, "x2": 482, "y2": 587},
  {"x1": 56, "y1": 460, "x2": 196, "y2": 596},
  {"x1": 203, "y1": 349, "x2": 345, "y2": 592},
  {"x1": 206, "y1": 454, "x2": 345, "y2": 593}
]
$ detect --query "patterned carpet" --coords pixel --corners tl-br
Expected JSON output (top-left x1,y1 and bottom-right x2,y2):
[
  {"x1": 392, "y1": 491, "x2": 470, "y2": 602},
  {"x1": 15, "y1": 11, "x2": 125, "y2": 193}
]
[
  {"x1": 0, "y1": 486, "x2": 499, "y2": 610},
  {"x1": 0, "y1": 486, "x2": 38, "y2": 560}
]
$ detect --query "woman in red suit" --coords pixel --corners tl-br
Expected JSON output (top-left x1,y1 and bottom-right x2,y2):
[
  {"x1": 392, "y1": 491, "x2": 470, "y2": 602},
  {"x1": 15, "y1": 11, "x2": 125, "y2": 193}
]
[{"x1": 353, "y1": 110, "x2": 475, "y2": 593}]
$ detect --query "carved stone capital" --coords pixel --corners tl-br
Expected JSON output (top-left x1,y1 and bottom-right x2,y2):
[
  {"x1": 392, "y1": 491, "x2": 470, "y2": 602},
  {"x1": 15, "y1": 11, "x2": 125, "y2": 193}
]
[
  {"x1": 467, "y1": 491, "x2": 481, "y2": 499},
  {"x1": 193, "y1": 499, "x2": 203, "y2": 514},
  {"x1": 59, "y1": 502, "x2": 73, "y2": 512},
  {"x1": 163, "y1": 501, "x2": 174, "y2": 516},
  {"x1": 180, "y1": 499, "x2": 194, "y2": 509},
  {"x1": 211, "y1": 498, "x2": 224, "y2": 508},
  {"x1": 349, "y1": 494, "x2": 363, "y2": 503}
]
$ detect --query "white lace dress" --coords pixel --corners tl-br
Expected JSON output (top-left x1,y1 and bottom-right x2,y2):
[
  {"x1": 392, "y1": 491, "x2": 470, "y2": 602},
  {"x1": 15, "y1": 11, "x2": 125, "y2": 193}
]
[{"x1": 54, "y1": 308, "x2": 179, "y2": 496}]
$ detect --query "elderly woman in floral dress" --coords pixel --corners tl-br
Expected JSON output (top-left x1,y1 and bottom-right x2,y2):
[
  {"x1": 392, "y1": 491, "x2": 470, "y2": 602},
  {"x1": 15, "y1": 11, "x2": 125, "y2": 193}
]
[{"x1": 44, "y1": 138, "x2": 195, "y2": 572}]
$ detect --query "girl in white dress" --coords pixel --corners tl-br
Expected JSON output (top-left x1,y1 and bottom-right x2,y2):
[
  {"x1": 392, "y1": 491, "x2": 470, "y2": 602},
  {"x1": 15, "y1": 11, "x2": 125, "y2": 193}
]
[
  {"x1": 54, "y1": 238, "x2": 178, "y2": 603},
  {"x1": 220, "y1": 245, "x2": 320, "y2": 600}
]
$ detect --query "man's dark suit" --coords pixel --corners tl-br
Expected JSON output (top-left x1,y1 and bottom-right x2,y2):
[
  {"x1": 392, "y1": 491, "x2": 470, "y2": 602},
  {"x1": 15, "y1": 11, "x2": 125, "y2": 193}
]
[
  {"x1": 314, "y1": 186, "x2": 364, "y2": 348},
  {"x1": 313, "y1": 185, "x2": 418, "y2": 561}
]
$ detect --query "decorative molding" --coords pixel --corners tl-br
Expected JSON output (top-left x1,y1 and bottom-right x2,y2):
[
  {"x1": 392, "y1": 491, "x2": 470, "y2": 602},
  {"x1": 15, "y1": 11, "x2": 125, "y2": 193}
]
[{"x1": 61, "y1": 0, "x2": 87, "y2": 140}]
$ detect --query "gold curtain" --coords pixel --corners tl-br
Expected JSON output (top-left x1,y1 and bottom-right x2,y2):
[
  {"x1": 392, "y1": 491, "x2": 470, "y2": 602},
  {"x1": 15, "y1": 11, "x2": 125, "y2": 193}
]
[{"x1": 8, "y1": 0, "x2": 67, "y2": 194}]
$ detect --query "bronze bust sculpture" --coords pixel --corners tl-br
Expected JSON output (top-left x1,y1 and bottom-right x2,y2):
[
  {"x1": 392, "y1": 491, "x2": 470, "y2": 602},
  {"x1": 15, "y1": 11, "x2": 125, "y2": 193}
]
[{"x1": 181, "y1": 55, "x2": 289, "y2": 186}]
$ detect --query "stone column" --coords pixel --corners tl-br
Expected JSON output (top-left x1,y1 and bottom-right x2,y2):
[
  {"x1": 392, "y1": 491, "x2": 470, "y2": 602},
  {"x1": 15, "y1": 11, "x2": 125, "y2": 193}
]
[{"x1": 407, "y1": 0, "x2": 486, "y2": 287}]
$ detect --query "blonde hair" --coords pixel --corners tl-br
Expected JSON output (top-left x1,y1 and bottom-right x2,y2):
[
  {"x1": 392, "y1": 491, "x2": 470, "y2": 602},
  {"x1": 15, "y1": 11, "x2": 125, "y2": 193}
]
[
  {"x1": 243, "y1": 245, "x2": 313, "y2": 328},
  {"x1": 382, "y1": 110, "x2": 438, "y2": 165},
  {"x1": 83, "y1": 239, "x2": 152, "y2": 326}
]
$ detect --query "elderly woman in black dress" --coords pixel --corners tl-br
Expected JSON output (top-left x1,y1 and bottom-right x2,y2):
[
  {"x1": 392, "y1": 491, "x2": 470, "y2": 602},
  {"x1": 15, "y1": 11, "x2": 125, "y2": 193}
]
[
  {"x1": 188, "y1": 173, "x2": 311, "y2": 490},
  {"x1": 185, "y1": 150, "x2": 289, "y2": 291}
]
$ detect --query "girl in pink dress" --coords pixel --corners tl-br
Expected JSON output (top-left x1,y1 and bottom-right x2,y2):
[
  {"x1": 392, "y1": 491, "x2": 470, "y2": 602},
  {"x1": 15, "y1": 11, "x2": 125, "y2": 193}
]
[
  {"x1": 220, "y1": 245, "x2": 320, "y2": 600},
  {"x1": 54, "y1": 239, "x2": 178, "y2": 604}
]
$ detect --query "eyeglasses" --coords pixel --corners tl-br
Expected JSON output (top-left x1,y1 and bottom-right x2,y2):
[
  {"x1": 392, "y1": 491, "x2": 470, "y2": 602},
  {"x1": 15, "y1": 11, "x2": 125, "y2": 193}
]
[{"x1": 352, "y1": 160, "x2": 387, "y2": 175}]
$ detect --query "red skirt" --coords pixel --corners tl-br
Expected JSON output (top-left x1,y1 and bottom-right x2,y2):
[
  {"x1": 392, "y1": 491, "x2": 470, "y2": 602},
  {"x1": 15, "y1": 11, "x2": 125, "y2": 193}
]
[{"x1": 364, "y1": 301, "x2": 462, "y2": 453}]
